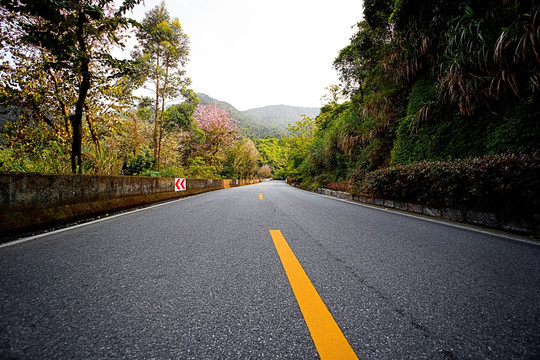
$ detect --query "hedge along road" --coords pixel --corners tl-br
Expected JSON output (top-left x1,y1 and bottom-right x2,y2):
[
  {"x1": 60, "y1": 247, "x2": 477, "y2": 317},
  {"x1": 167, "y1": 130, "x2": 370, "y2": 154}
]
[{"x1": 1, "y1": 181, "x2": 539, "y2": 359}]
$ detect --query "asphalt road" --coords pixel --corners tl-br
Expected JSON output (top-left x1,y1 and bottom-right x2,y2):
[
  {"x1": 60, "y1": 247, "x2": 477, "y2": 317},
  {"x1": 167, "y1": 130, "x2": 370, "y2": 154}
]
[{"x1": 1, "y1": 181, "x2": 539, "y2": 359}]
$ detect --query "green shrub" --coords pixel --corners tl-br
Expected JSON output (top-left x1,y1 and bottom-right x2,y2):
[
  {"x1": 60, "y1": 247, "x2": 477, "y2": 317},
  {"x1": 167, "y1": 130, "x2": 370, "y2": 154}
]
[
  {"x1": 352, "y1": 152, "x2": 539, "y2": 216},
  {"x1": 122, "y1": 151, "x2": 156, "y2": 175},
  {"x1": 184, "y1": 156, "x2": 217, "y2": 179},
  {"x1": 0, "y1": 141, "x2": 71, "y2": 174}
]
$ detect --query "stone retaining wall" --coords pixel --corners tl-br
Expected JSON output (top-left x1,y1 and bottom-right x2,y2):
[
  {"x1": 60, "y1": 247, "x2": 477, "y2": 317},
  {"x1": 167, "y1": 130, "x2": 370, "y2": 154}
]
[
  {"x1": 0, "y1": 173, "x2": 259, "y2": 237},
  {"x1": 315, "y1": 188, "x2": 539, "y2": 236}
]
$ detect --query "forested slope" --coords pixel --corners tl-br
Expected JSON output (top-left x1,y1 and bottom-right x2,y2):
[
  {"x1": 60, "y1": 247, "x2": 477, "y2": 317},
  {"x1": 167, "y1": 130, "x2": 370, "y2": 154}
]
[
  {"x1": 244, "y1": 105, "x2": 320, "y2": 130},
  {"x1": 286, "y1": 0, "x2": 539, "y2": 184}
]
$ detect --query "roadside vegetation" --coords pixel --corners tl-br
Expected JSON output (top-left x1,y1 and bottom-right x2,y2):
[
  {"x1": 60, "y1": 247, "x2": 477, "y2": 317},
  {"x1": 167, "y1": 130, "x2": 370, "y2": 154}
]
[
  {"x1": 281, "y1": 0, "x2": 539, "y2": 217},
  {"x1": 0, "y1": 0, "x2": 538, "y2": 212},
  {"x1": 0, "y1": 1, "x2": 265, "y2": 179}
]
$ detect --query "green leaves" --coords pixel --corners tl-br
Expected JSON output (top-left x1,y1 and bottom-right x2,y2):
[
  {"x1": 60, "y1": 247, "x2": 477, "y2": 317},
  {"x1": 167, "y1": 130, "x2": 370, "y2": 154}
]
[
  {"x1": 122, "y1": 151, "x2": 156, "y2": 176},
  {"x1": 0, "y1": 0, "x2": 144, "y2": 172},
  {"x1": 352, "y1": 153, "x2": 540, "y2": 215},
  {"x1": 132, "y1": 1, "x2": 192, "y2": 168}
]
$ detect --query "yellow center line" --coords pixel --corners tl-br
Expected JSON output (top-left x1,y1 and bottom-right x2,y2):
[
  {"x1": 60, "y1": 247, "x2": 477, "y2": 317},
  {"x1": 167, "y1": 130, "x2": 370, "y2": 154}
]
[
  {"x1": 269, "y1": 230, "x2": 358, "y2": 360},
  {"x1": 259, "y1": 193, "x2": 263, "y2": 200}
]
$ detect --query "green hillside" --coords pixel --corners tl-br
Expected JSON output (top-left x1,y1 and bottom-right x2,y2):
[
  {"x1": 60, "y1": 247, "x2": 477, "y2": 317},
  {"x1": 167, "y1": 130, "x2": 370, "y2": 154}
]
[
  {"x1": 198, "y1": 93, "x2": 319, "y2": 138},
  {"x1": 244, "y1": 105, "x2": 320, "y2": 130}
]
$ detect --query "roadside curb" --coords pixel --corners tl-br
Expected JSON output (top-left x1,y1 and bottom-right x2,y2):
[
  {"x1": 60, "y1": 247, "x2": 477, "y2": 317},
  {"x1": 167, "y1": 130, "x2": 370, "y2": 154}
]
[{"x1": 288, "y1": 183, "x2": 539, "y2": 238}]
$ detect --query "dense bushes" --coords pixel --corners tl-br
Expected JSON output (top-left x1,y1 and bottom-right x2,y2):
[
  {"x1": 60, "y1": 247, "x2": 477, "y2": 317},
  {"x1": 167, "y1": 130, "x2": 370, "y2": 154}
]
[
  {"x1": 122, "y1": 152, "x2": 156, "y2": 176},
  {"x1": 352, "y1": 152, "x2": 539, "y2": 216}
]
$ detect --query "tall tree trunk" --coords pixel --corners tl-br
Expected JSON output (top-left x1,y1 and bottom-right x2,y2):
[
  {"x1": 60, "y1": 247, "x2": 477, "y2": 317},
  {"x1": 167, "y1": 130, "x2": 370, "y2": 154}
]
[
  {"x1": 157, "y1": 59, "x2": 169, "y2": 169},
  {"x1": 71, "y1": 10, "x2": 91, "y2": 173},
  {"x1": 153, "y1": 52, "x2": 160, "y2": 162}
]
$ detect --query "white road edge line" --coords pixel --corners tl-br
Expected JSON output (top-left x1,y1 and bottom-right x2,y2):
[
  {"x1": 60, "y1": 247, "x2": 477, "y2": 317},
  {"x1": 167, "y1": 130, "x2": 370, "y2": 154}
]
[
  {"x1": 0, "y1": 191, "x2": 211, "y2": 249},
  {"x1": 295, "y1": 187, "x2": 539, "y2": 246}
]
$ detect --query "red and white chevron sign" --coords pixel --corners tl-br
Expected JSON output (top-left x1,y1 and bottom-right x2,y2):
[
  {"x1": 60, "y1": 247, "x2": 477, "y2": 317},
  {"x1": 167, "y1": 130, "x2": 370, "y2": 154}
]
[{"x1": 175, "y1": 178, "x2": 186, "y2": 191}]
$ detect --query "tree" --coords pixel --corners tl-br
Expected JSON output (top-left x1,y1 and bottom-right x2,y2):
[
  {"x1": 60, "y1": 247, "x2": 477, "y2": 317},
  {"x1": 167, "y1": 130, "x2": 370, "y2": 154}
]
[
  {"x1": 283, "y1": 115, "x2": 317, "y2": 178},
  {"x1": 320, "y1": 84, "x2": 345, "y2": 108},
  {"x1": 133, "y1": 1, "x2": 192, "y2": 169},
  {"x1": 285, "y1": 115, "x2": 317, "y2": 155},
  {"x1": 334, "y1": 22, "x2": 381, "y2": 98},
  {"x1": 0, "y1": 0, "x2": 141, "y2": 173},
  {"x1": 163, "y1": 89, "x2": 199, "y2": 132},
  {"x1": 193, "y1": 104, "x2": 239, "y2": 171},
  {"x1": 255, "y1": 137, "x2": 287, "y2": 176},
  {"x1": 257, "y1": 164, "x2": 272, "y2": 178},
  {"x1": 232, "y1": 138, "x2": 260, "y2": 179}
]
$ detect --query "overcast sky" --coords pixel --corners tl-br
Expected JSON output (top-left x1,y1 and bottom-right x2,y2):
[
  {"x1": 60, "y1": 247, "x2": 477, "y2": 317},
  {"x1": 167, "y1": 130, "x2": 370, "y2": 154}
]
[{"x1": 124, "y1": 0, "x2": 363, "y2": 110}]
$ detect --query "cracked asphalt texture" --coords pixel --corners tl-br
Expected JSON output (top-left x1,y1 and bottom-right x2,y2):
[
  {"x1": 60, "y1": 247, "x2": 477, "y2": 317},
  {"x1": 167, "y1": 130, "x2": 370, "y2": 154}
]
[{"x1": 1, "y1": 181, "x2": 539, "y2": 359}]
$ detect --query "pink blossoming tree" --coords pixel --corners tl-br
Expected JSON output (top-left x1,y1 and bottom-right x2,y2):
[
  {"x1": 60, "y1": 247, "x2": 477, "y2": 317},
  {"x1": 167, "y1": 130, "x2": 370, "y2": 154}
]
[{"x1": 193, "y1": 104, "x2": 239, "y2": 169}]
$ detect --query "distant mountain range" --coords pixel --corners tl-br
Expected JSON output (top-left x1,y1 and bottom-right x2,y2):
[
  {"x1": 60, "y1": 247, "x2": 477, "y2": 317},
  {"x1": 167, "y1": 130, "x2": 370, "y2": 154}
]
[{"x1": 198, "y1": 93, "x2": 320, "y2": 138}]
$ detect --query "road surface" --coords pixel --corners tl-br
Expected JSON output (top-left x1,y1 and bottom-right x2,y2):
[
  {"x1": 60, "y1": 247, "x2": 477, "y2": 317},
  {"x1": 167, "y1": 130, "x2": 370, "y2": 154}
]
[{"x1": 1, "y1": 181, "x2": 539, "y2": 359}]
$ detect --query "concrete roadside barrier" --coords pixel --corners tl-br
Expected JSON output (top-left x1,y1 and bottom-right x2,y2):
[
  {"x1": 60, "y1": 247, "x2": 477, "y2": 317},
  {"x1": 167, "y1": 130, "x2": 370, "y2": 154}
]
[{"x1": 0, "y1": 173, "x2": 259, "y2": 237}]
